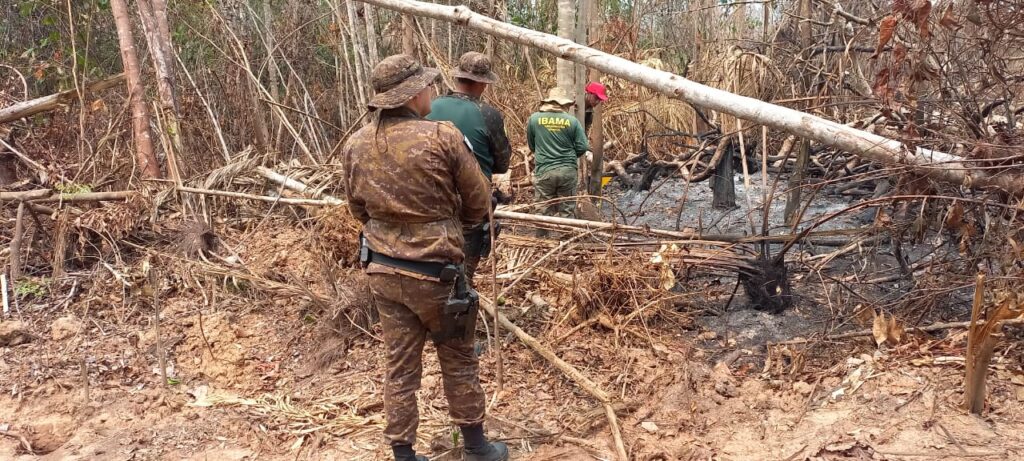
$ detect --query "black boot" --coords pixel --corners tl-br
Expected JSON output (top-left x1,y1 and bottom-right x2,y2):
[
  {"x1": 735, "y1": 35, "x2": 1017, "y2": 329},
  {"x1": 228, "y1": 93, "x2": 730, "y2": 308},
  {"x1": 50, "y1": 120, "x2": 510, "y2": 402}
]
[
  {"x1": 461, "y1": 425, "x2": 510, "y2": 461},
  {"x1": 392, "y1": 444, "x2": 429, "y2": 461}
]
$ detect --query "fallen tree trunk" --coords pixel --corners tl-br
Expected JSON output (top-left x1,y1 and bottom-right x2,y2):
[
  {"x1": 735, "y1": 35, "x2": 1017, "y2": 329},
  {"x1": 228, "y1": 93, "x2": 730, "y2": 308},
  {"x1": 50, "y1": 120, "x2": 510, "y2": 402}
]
[
  {"x1": 356, "y1": 0, "x2": 1024, "y2": 196},
  {"x1": 178, "y1": 186, "x2": 336, "y2": 206},
  {"x1": 495, "y1": 209, "x2": 869, "y2": 247},
  {"x1": 0, "y1": 74, "x2": 126, "y2": 124},
  {"x1": 495, "y1": 209, "x2": 701, "y2": 240}
]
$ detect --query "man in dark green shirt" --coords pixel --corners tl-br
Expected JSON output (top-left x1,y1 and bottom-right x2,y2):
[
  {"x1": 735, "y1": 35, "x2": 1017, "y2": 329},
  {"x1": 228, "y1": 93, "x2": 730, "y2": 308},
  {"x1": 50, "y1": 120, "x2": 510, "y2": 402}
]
[
  {"x1": 427, "y1": 52, "x2": 511, "y2": 282},
  {"x1": 427, "y1": 52, "x2": 511, "y2": 180},
  {"x1": 527, "y1": 88, "x2": 589, "y2": 220}
]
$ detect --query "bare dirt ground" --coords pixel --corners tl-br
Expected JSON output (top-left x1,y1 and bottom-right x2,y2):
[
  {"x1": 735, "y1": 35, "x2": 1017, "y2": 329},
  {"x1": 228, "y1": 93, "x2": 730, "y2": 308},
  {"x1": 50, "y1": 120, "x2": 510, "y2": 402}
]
[{"x1": 2, "y1": 177, "x2": 1023, "y2": 461}]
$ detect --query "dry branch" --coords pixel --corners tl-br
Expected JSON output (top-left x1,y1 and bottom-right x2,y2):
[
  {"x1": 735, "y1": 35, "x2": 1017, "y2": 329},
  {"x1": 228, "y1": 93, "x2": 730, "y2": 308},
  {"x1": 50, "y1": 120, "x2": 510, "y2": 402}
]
[
  {"x1": 0, "y1": 138, "x2": 49, "y2": 183},
  {"x1": 495, "y1": 209, "x2": 699, "y2": 240},
  {"x1": 30, "y1": 191, "x2": 137, "y2": 203},
  {"x1": 9, "y1": 203, "x2": 26, "y2": 281},
  {"x1": 357, "y1": 0, "x2": 1024, "y2": 196},
  {"x1": 0, "y1": 73, "x2": 125, "y2": 124},
  {"x1": 177, "y1": 186, "x2": 335, "y2": 206},
  {"x1": 478, "y1": 297, "x2": 628, "y2": 460},
  {"x1": 0, "y1": 189, "x2": 52, "y2": 201}
]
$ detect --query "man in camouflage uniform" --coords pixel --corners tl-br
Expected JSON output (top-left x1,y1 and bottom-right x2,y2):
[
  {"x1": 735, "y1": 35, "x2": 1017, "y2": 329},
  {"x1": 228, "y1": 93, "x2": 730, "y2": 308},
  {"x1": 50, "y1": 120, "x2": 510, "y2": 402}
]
[
  {"x1": 341, "y1": 54, "x2": 510, "y2": 461},
  {"x1": 428, "y1": 51, "x2": 511, "y2": 282}
]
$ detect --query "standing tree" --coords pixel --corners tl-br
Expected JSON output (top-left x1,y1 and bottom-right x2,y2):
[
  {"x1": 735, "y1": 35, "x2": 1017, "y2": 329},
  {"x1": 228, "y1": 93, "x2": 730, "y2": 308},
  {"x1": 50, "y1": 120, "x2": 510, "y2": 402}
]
[
  {"x1": 109, "y1": 0, "x2": 160, "y2": 179},
  {"x1": 784, "y1": 0, "x2": 813, "y2": 225},
  {"x1": 556, "y1": 0, "x2": 575, "y2": 93},
  {"x1": 364, "y1": 3, "x2": 380, "y2": 66}
]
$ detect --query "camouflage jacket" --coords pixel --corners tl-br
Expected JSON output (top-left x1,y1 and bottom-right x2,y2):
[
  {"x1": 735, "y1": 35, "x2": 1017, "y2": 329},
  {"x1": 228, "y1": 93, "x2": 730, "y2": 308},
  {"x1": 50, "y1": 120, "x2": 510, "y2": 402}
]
[{"x1": 341, "y1": 107, "x2": 491, "y2": 264}]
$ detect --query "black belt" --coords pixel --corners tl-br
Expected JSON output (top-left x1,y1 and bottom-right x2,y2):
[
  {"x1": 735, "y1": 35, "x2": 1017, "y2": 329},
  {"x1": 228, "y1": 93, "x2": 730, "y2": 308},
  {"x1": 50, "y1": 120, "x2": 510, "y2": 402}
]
[
  {"x1": 368, "y1": 251, "x2": 449, "y2": 278},
  {"x1": 360, "y1": 235, "x2": 459, "y2": 281}
]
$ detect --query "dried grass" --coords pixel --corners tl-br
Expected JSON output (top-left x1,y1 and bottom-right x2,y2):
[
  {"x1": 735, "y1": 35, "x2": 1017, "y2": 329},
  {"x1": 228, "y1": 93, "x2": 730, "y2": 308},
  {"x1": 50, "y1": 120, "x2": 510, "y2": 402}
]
[
  {"x1": 189, "y1": 387, "x2": 383, "y2": 438},
  {"x1": 693, "y1": 45, "x2": 784, "y2": 131}
]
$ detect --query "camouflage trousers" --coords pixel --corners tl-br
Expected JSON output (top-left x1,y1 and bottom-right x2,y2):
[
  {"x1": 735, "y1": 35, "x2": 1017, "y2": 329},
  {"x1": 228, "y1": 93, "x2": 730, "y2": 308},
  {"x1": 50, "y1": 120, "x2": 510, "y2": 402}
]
[
  {"x1": 534, "y1": 166, "x2": 578, "y2": 218},
  {"x1": 367, "y1": 272, "x2": 486, "y2": 446}
]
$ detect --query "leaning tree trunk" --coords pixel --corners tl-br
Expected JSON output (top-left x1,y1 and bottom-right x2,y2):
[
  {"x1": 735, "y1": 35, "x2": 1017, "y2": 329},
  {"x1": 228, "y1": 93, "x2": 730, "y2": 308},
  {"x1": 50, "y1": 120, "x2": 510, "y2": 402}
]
[
  {"x1": 110, "y1": 0, "x2": 160, "y2": 179},
  {"x1": 353, "y1": 0, "x2": 1024, "y2": 197},
  {"x1": 556, "y1": 0, "x2": 575, "y2": 94},
  {"x1": 137, "y1": 0, "x2": 184, "y2": 183}
]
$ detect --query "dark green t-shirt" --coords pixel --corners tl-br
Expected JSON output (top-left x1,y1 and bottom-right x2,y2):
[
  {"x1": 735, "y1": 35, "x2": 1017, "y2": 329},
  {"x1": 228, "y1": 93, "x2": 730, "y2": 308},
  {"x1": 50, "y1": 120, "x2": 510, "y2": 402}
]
[
  {"x1": 428, "y1": 92, "x2": 510, "y2": 180},
  {"x1": 527, "y1": 109, "x2": 589, "y2": 175}
]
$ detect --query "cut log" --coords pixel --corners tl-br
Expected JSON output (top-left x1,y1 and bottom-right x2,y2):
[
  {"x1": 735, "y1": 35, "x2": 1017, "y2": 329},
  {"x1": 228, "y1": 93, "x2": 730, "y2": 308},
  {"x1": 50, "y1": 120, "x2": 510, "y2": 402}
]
[
  {"x1": 356, "y1": 0, "x2": 1024, "y2": 196},
  {"x1": 0, "y1": 74, "x2": 125, "y2": 124},
  {"x1": 254, "y1": 167, "x2": 345, "y2": 205}
]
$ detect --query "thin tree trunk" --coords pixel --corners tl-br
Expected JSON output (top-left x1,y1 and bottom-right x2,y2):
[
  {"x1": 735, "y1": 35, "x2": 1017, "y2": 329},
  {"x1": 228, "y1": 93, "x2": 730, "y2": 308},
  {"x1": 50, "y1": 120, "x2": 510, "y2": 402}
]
[
  {"x1": 784, "y1": 139, "x2": 810, "y2": 224},
  {"x1": 109, "y1": 0, "x2": 160, "y2": 179},
  {"x1": 137, "y1": 0, "x2": 184, "y2": 183},
  {"x1": 364, "y1": 4, "x2": 380, "y2": 67},
  {"x1": 785, "y1": 0, "x2": 813, "y2": 224},
  {"x1": 264, "y1": 0, "x2": 280, "y2": 105},
  {"x1": 346, "y1": 0, "x2": 371, "y2": 106},
  {"x1": 483, "y1": 0, "x2": 498, "y2": 56},
  {"x1": 402, "y1": 15, "x2": 416, "y2": 55},
  {"x1": 556, "y1": 0, "x2": 575, "y2": 93},
  {"x1": 586, "y1": 0, "x2": 603, "y2": 196},
  {"x1": 357, "y1": 0, "x2": 1024, "y2": 195},
  {"x1": 574, "y1": 0, "x2": 588, "y2": 123}
]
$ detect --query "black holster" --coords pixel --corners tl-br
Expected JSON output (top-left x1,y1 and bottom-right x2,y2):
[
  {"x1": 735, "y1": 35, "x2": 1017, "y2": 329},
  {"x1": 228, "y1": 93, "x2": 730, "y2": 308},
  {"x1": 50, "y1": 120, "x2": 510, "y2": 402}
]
[{"x1": 432, "y1": 266, "x2": 479, "y2": 345}]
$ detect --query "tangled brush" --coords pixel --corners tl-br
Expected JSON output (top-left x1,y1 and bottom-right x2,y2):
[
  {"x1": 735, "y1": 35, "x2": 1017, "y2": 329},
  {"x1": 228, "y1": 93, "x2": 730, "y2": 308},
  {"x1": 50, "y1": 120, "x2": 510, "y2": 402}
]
[
  {"x1": 693, "y1": 46, "x2": 784, "y2": 132},
  {"x1": 310, "y1": 205, "x2": 361, "y2": 269},
  {"x1": 602, "y1": 57, "x2": 698, "y2": 158},
  {"x1": 73, "y1": 193, "x2": 151, "y2": 241}
]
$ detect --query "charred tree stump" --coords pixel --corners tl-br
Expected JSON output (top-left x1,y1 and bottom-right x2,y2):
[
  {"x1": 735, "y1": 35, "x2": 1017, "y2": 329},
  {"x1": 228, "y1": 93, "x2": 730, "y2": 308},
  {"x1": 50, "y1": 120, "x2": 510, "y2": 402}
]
[
  {"x1": 712, "y1": 139, "x2": 736, "y2": 209},
  {"x1": 738, "y1": 255, "x2": 792, "y2": 314}
]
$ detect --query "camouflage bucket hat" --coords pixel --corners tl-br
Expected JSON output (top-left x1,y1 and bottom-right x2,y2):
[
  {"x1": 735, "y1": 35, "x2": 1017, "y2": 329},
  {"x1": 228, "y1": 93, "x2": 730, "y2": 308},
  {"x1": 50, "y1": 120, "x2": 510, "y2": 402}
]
[
  {"x1": 368, "y1": 54, "x2": 441, "y2": 110},
  {"x1": 453, "y1": 51, "x2": 498, "y2": 84}
]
